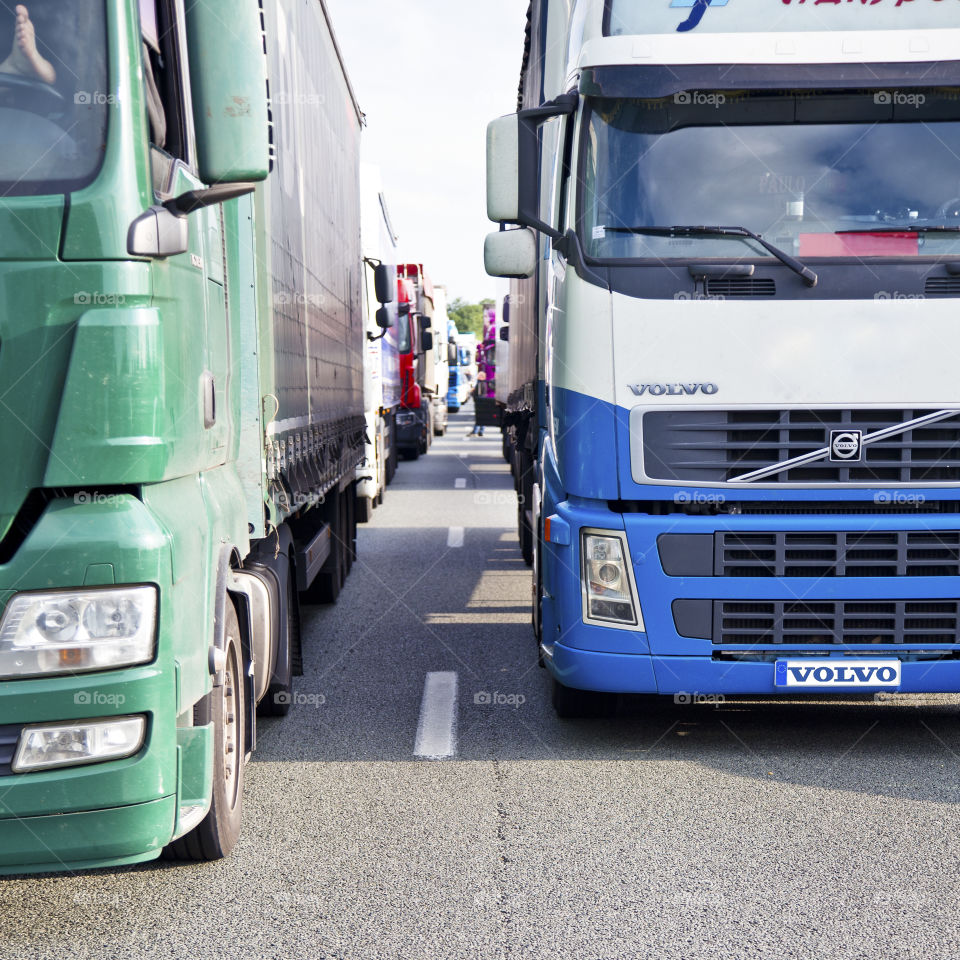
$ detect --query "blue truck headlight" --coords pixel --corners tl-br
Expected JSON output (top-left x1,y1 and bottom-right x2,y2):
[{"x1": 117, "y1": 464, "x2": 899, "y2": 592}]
[
  {"x1": 581, "y1": 530, "x2": 644, "y2": 629},
  {"x1": 0, "y1": 587, "x2": 158, "y2": 678},
  {"x1": 12, "y1": 716, "x2": 146, "y2": 772}
]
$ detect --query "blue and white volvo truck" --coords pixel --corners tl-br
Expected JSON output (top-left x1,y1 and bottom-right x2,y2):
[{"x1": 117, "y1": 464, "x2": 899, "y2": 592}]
[{"x1": 487, "y1": 0, "x2": 960, "y2": 716}]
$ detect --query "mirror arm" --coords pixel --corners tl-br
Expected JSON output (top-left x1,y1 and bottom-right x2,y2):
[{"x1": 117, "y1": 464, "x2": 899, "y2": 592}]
[{"x1": 164, "y1": 181, "x2": 257, "y2": 216}]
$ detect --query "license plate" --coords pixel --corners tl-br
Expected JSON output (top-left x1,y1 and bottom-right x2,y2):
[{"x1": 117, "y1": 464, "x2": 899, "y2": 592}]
[{"x1": 774, "y1": 659, "x2": 901, "y2": 689}]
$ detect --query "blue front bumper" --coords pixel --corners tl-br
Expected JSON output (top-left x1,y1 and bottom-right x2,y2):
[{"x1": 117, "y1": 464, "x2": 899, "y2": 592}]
[{"x1": 541, "y1": 496, "x2": 960, "y2": 695}]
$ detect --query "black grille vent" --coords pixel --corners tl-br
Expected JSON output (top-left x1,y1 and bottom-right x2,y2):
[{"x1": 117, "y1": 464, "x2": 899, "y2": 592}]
[
  {"x1": 714, "y1": 599, "x2": 960, "y2": 646},
  {"x1": 0, "y1": 725, "x2": 20, "y2": 777},
  {"x1": 925, "y1": 276, "x2": 960, "y2": 297},
  {"x1": 642, "y1": 409, "x2": 960, "y2": 484},
  {"x1": 717, "y1": 530, "x2": 960, "y2": 578},
  {"x1": 706, "y1": 277, "x2": 776, "y2": 298}
]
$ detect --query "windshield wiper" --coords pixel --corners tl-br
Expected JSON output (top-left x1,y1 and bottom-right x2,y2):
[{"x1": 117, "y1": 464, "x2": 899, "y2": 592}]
[
  {"x1": 837, "y1": 225, "x2": 960, "y2": 234},
  {"x1": 607, "y1": 225, "x2": 818, "y2": 287}
]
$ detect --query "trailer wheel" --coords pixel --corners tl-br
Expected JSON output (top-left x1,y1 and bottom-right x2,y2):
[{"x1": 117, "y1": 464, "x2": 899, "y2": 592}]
[
  {"x1": 163, "y1": 601, "x2": 245, "y2": 860},
  {"x1": 551, "y1": 677, "x2": 615, "y2": 720}
]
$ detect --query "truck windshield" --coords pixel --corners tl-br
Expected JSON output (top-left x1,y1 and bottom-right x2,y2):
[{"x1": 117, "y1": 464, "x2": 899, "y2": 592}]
[
  {"x1": 0, "y1": 2, "x2": 109, "y2": 196},
  {"x1": 581, "y1": 89, "x2": 960, "y2": 262}
]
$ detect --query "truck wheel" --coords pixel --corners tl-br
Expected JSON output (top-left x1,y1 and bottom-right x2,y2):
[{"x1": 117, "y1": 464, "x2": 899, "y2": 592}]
[
  {"x1": 259, "y1": 562, "x2": 299, "y2": 716},
  {"x1": 402, "y1": 447, "x2": 420, "y2": 461},
  {"x1": 551, "y1": 677, "x2": 615, "y2": 720},
  {"x1": 357, "y1": 495, "x2": 373, "y2": 524},
  {"x1": 164, "y1": 601, "x2": 245, "y2": 860}
]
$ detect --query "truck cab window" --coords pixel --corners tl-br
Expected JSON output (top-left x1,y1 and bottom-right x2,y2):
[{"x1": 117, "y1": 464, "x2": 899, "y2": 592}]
[
  {"x1": 139, "y1": 0, "x2": 190, "y2": 192},
  {"x1": 0, "y1": 2, "x2": 109, "y2": 196}
]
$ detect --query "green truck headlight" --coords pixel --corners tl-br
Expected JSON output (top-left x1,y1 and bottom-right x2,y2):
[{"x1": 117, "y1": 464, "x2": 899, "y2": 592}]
[
  {"x1": 0, "y1": 587, "x2": 158, "y2": 678},
  {"x1": 12, "y1": 716, "x2": 146, "y2": 773},
  {"x1": 581, "y1": 531, "x2": 644, "y2": 629}
]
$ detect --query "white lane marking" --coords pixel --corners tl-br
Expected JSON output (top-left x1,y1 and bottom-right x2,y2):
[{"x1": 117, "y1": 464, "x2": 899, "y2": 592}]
[
  {"x1": 454, "y1": 478, "x2": 467, "y2": 489},
  {"x1": 414, "y1": 672, "x2": 458, "y2": 760},
  {"x1": 447, "y1": 526, "x2": 465, "y2": 548}
]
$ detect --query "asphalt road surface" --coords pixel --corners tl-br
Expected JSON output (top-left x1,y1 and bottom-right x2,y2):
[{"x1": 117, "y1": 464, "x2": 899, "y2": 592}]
[{"x1": 3, "y1": 408, "x2": 960, "y2": 960}]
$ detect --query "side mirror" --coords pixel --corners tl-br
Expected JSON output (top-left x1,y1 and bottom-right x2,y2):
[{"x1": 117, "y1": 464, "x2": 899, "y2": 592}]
[
  {"x1": 418, "y1": 315, "x2": 431, "y2": 339},
  {"x1": 499, "y1": 326, "x2": 509, "y2": 343},
  {"x1": 421, "y1": 331, "x2": 434, "y2": 353},
  {"x1": 184, "y1": 0, "x2": 270, "y2": 183},
  {"x1": 486, "y1": 114, "x2": 520, "y2": 223},
  {"x1": 128, "y1": 182, "x2": 257, "y2": 257},
  {"x1": 375, "y1": 264, "x2": 397, "y2": 304},
  {"x1": 399, "y1": 303, "x2": 411, "y2": 317},
  {"x1": 376, "y1": 305, "x2": 395, "y2": 330},
  {"x1": 128, "y1": 205, "x2": 189, "y2": 258},
  {"x1": 448, "y1": 342, "x2": 458, "y2": 365},
  {"x1": 485, "y1": 228, "x2": 537, "y2": 279},
  {"x1": 486, "y1": 93, "x2": 577, "y2": 240}
]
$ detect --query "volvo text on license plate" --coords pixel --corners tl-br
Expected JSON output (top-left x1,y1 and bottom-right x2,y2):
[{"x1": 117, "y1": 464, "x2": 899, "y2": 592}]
[{"x1": 774, "y1": 660, "x2": 901, "y2": 689}]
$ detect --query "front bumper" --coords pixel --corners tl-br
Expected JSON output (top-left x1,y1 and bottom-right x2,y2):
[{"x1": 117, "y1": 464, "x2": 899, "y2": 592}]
[
  {"x1": 542, "y1": 496, "x2": 960, "y2": 695},
  {"x1": 0, "y1": 796, "x2": 176, "y2": 875}
]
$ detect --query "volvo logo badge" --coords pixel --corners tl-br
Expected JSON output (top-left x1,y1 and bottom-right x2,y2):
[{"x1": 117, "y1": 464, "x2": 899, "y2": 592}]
[{"x1": 830, "y1": 430, "x2": 864, "y2": 462}]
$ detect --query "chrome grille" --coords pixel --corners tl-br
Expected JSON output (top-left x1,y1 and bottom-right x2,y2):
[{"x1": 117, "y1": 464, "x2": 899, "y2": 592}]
[{"x1": 642, "y1": 409, "x2": 960, "y2": 484}]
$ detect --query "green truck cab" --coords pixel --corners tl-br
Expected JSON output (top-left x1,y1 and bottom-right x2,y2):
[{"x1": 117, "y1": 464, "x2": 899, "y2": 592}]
[{"x1": 0, "y1": 0, "x2": 373, "y2": 873}]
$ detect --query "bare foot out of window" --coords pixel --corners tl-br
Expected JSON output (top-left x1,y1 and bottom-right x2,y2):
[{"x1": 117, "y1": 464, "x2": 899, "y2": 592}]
[{"x1": 0, "y1": 5, "x2": 56, "y2": 85}]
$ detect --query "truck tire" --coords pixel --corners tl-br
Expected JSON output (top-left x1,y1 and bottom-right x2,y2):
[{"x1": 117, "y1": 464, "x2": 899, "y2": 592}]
[
  {"x1": 357, "y1": 495, "x2": 373, "y2": 524},
  {"x1": 163, "y1": 601, "x2": 245, "y2": 860},
  {"x1": 402, "y1": 447, "x2": 420, "y2": 461},
  {"x1": 551, "y1": 677, "x2": 615, "y2": 720}
]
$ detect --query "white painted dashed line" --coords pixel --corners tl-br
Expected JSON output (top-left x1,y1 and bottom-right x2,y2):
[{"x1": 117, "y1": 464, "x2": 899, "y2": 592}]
[
  {"x1": 454, "y1": 478, "x2": 467, "y2": 489},
  {"x1": 447, "y1": 526, "x2": 465, "y2": 548},
  {"x1": 414, "y1": 671, "x2": 458, "y2": 760}
]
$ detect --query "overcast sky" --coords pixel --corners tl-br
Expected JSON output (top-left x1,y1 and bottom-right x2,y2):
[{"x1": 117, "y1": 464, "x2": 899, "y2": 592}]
[{"x1": 324, "y1": 0, "x2": 528, "y2": 305}]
